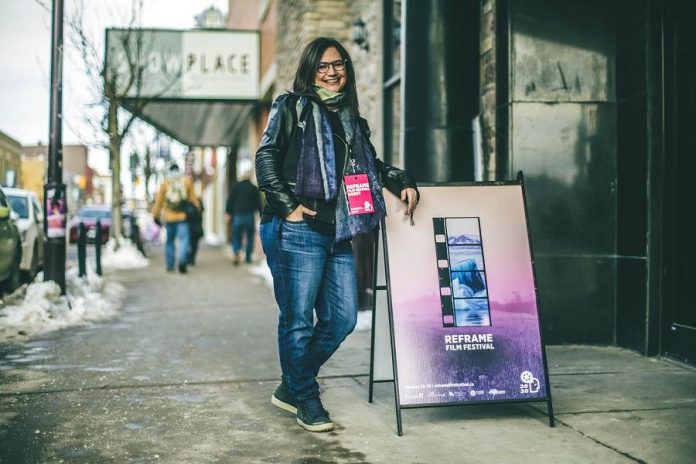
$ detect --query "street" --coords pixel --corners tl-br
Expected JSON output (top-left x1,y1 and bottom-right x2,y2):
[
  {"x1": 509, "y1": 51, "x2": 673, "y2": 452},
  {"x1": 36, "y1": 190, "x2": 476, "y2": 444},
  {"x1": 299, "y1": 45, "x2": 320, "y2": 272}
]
[{"x1": 1, "y1": 245, "x2": 695, "y2": 463}]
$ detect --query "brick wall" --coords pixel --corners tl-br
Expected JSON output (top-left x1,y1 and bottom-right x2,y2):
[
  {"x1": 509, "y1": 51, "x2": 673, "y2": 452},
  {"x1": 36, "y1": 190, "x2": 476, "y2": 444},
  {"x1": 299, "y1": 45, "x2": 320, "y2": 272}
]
[
  {"x1": 259, "y1": 1, "x2": 277, "y2": 79},
  {"x1": 228, "y1": 0, "x2": 277, "y2": 83},
  {"x1": 227, "y1": 0, "x2": 258, "y2": 29}
]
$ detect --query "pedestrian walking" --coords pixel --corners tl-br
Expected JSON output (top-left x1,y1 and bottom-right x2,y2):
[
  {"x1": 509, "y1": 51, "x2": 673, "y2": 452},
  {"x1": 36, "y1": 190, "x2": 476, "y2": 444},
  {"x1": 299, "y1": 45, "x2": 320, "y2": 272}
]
[
  {"x1": 187, "y1": 197, "x2": 204, "y2": 266},
  {"x1": 257, "y1": 37, "x2": 419, "y2": 432},
  {"x1": 151, "y1": 163, "x2": 199, "y2": 274},
  {"x1": 225, "y1": 174, "x2": 261, "y2": 265}
]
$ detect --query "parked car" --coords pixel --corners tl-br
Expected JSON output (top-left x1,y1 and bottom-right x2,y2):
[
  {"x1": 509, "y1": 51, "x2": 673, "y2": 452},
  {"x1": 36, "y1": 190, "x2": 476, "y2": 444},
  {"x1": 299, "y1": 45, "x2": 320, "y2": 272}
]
[
  {"x1": 4, "y1": 187, "x2": 44, "y2": 281},
  {"x1": 68, "y1": 206, "x2": 142, "y2": 248},
  {"x1": 68, "y1": 206, "x2": 111, "y2": 244},
  {"x1": 0, "y1": 187, "x2": 22, "y2": 293}
]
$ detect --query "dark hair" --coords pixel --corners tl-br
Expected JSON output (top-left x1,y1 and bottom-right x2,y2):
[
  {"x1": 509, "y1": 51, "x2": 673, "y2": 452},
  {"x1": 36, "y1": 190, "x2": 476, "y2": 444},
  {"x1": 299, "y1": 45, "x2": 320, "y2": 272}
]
[
  {"x1": 292, "y1": 37, "x2": 359, "y2": 116},
  {"x1": 170, "y1": 163, "x2": 180, "y2": 172}
]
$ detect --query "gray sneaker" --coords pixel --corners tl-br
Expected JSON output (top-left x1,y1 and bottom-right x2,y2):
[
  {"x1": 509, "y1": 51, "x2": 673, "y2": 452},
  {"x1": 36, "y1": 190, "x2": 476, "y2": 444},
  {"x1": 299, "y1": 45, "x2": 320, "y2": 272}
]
[
  {"x1": 271, "y1": 379, "x2": 297, "y2": 414},
  {"x1": 296, "y1": 395, "x2": 334, "y2": 432}
]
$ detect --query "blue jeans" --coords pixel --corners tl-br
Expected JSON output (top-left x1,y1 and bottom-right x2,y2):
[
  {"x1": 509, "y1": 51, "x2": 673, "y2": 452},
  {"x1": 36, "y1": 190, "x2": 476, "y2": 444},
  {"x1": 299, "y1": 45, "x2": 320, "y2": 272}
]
[
  {"x1": 232, "y1": 213, "x2": 256, "y2": 262},
  {"x1": 260, "y1": 216, "x2": 357, "y2": 401},
  {"x1": 165, "y1": 221, "x2": 190, "y2": 270}
]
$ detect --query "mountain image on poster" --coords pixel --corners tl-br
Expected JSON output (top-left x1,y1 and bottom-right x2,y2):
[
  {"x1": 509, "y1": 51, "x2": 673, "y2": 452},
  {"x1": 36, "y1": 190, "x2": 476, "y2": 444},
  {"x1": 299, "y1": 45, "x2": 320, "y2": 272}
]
[{"x1": 433, "y1": 217, "x2": 492, "y2": 328}]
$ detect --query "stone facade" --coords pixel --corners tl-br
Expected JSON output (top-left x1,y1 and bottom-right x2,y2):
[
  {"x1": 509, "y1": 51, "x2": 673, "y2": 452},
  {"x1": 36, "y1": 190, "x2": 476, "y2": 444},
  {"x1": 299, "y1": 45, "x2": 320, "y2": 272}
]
[
  {"x1": 347, "y1": 0, "x2": 382, "y2": 152},
  {"x1": 275, "y1": 0, "x2": 351, "y2": 96},
  {"x1": 480, "y1": 0, "x2": 497, "y2": 180},
  {"x1": 275, "y1": 0, "x2": 383, "y2": 149}
]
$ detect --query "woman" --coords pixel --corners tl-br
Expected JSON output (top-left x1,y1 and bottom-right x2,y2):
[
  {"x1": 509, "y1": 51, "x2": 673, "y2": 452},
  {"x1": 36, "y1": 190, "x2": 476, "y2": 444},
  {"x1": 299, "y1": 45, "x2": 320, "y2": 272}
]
[{"x1": 257, "y1": 37, "x2": 418, "y2": 432}]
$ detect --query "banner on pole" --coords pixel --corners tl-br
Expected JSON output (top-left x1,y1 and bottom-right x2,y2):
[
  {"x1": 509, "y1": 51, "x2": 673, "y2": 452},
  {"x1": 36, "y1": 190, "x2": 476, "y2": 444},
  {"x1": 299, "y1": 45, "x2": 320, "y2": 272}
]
[{"x1": 45, "y1": 187, "x2": 67, "y2": 239}]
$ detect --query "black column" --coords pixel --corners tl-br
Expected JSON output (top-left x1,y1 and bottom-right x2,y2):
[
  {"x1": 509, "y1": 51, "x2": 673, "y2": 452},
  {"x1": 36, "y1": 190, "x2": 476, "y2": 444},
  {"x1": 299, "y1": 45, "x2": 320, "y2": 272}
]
[
  {"x1": 403, "y1": 0, "x2": 479, "y2": 182},
  {"x1": 44, "y1": 0, "x2": 67, "y2": 293}
]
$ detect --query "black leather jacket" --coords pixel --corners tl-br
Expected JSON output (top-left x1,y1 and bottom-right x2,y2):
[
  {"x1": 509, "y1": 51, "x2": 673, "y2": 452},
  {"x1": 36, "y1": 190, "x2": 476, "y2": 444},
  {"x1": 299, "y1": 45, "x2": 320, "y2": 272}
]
[{"x1": 255, "y1": 93, "x2": 418, "y2": 222}]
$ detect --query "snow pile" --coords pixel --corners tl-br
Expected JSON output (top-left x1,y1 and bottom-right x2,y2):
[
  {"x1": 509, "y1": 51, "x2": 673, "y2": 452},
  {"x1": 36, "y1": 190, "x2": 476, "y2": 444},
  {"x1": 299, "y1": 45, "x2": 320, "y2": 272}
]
[
  {"x1": 205, "y1": 233, "x2": 223, "y2": 246},
  {"x1": 355, "y1": 310, "x2": 372, "y2": 332},
  {"x1": 101, "y1": 238, "x2": 149, "y2": 270},
  {"x1": 250, "y1": 260, "x2": 274, "y2": 288},
  {"x1": 0, "y1": 267, "x2": 125, "y2": 341}
]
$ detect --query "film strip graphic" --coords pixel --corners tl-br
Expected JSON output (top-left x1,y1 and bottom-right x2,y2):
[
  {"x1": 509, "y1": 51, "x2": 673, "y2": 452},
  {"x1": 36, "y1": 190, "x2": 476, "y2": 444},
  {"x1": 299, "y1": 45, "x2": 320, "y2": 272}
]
[
  {"x1": 433, "y1": 218, "x2": 456, "y2": 327},
  {"x1": 433, "y1": 217, "x2": 492, "y2": 328}
]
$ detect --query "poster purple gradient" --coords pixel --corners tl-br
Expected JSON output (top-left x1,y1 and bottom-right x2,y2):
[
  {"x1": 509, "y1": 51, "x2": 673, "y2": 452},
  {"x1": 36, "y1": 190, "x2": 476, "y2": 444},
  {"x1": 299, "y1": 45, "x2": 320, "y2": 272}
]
[{"x1": 383, "y1": 185, "x2": 548, "y2": 406}]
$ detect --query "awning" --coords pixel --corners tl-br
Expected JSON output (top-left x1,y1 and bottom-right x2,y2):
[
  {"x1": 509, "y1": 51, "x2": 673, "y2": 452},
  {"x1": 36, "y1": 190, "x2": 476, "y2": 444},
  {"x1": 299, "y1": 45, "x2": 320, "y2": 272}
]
[{"x1": 123, "y1": 100, "x2": 253, "y2": 147}]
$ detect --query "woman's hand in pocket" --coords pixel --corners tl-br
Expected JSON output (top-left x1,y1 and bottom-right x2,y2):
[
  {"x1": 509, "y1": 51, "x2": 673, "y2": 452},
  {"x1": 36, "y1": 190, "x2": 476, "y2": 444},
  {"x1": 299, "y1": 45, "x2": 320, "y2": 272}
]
[{"x1": 285, "y1": 205, "x2": 317, "y2": 222}]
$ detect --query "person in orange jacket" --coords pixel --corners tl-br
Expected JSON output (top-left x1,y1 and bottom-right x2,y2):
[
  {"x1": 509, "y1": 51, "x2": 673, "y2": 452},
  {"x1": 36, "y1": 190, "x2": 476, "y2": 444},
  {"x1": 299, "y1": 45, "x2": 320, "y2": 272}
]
[{"x1": 151, "y1": 163, "x2": 200, "y2": 273}]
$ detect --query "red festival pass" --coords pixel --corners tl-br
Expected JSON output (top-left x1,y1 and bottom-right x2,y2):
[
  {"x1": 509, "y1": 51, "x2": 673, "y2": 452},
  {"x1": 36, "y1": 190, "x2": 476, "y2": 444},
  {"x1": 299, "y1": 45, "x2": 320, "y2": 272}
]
[{"x1": 344, "y1": 174, "x2": 374, "y2": 215}]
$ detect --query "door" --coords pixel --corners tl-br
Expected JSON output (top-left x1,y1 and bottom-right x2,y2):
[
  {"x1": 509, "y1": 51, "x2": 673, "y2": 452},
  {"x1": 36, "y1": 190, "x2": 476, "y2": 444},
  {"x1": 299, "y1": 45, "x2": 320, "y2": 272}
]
[{"x1": 662, "y1": 0, "x2": 696, "y2": 364}]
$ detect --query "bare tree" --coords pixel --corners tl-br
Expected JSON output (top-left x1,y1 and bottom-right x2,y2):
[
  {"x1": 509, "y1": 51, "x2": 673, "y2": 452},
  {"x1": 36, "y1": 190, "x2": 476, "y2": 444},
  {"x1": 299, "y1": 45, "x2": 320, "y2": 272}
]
[
  {"x1": 128, "y1": 122, "x2": 160, "y2": 205},
  {"x1": 38, "y1": 0, "x2": 180, "y2": 250}
]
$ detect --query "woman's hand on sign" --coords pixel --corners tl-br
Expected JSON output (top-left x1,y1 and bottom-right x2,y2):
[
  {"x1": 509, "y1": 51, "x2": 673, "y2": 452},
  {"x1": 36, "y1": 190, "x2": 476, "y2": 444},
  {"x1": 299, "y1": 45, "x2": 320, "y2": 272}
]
[
  {"x1": 401, "y1": 188, "x2": 419, "y2": 215},
  {"x1": 285, "y1": 205, "x2": 317, "y2": 222}
]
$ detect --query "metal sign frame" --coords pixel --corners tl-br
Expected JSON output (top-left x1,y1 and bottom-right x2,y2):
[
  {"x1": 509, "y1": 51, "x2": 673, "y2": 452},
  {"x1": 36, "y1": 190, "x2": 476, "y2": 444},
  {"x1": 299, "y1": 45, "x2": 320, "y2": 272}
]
[{"x1": 368, "y1": 174, "x2": 555, "y2": 435}]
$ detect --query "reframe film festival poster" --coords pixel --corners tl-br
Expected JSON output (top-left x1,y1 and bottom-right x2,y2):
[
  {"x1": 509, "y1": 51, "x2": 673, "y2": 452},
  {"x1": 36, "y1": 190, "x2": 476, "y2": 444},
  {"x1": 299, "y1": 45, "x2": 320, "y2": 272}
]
[{"x1": 383, "y1": 185, "x2": 547, "y2": 406}]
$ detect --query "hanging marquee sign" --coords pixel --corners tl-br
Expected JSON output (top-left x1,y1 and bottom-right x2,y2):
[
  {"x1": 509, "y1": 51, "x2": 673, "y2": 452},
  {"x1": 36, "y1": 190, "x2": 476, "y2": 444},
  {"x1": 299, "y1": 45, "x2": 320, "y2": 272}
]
[{"x1": 105, "y1": 28, "x2": 259, "y2": 100}]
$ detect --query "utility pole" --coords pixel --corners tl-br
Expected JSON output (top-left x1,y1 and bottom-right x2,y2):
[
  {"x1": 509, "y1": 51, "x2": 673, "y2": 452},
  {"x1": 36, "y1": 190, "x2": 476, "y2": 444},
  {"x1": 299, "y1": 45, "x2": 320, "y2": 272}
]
[{"x1": 44, "y1": 0, "x2": 67, "y2": 294}]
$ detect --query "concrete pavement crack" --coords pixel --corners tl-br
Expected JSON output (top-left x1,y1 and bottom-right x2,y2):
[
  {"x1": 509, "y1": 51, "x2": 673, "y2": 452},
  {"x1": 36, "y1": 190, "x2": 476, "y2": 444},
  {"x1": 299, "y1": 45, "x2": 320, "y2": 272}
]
[
  {"x1": 549, "y1": 370, "x2": 681, "y2": 376},
  {"x1": 553, "y1": 415, "x2": 648, "y2": 463},
  {"x1": 550, "y1": 371, "x2": 636, "y2": 376},
  {"x1": 0, "y1": 372, "x2": 370, "y2": 398},
  {"x1": 123, "y1": 302, "x2": 258, "y2": 313},
  {"x1": 531, "y1": 403, "x2": 696, "y2": 416}
]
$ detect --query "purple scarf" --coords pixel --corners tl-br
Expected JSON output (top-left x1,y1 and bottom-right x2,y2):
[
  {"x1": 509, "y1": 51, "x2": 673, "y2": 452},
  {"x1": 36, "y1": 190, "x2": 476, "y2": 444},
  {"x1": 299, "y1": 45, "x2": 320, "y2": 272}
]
[{"x1": 294, "y1": 96, "x2": 386, "y2": 241}]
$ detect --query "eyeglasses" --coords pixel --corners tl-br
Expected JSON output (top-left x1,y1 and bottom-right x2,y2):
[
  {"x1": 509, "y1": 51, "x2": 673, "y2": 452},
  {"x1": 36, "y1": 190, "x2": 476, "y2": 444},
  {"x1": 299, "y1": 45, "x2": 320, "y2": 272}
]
[{"x1": 317, "y1": 60, "x2": 347, "y2": 74}]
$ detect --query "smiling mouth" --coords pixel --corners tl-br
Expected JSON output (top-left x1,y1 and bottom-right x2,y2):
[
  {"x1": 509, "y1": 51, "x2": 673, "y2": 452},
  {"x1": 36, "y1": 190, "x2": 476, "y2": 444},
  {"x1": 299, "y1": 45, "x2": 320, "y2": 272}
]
[{"x1": 322, "y1": 78, "x2": 340, "y2": 84}]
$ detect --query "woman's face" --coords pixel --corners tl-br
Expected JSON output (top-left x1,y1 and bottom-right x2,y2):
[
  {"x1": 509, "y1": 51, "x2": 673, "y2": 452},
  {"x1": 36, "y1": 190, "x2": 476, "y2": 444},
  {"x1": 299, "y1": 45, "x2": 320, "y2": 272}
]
[{"x1": 314, "y1": 46, "x2": 347, "y2": 93}]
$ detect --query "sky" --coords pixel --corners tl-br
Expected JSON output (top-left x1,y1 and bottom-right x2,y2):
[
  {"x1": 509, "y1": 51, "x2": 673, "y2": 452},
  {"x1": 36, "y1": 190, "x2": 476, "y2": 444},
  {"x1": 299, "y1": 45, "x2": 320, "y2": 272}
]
[{"x1": 0, "y1": 0, "x2": 229, "y2": 173}]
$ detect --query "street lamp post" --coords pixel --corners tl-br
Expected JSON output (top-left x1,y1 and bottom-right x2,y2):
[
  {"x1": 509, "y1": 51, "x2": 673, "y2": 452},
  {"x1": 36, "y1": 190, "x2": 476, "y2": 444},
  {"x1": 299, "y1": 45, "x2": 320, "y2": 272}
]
[{"x1": 44, "y1": 0, "x2": 67, "y2": 294}]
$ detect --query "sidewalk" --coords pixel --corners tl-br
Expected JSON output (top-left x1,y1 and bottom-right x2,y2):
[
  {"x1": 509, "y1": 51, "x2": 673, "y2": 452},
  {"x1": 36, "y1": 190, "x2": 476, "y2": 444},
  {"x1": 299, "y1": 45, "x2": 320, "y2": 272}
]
[{"x1": 1, "y1": 245, "x2": 695, "y2": 464}]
